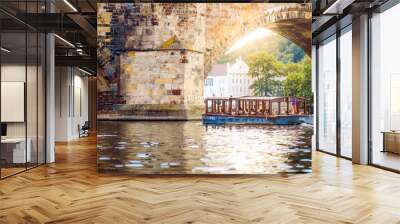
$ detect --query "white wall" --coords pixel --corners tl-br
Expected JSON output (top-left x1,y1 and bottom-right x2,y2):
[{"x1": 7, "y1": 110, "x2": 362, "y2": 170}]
[
  {"x1": 1, "y1": 65, "x2": 27, "y2": 140},
  {"x1": 1, "y1": 65, "x2": 26, "y2": 126},
  {"x1": 71, "y1": 73, "x2": 89, "y2": 138},
  {"x1": 226, "y1": 74, "x2": 253, "y2": 97},
  {"x1": 55, "y1": 67, "x2": 68, "y2": 141},
  {"x1": 55, "y1": 67, "x2": 89, "y2": 141},
  {"x1": 1, "y1": 65, "x2": 41, "y2": 137},
  {"x1": 204, "y1": 76, "x2": 227, "y2": 97},
  {"x1": 1, "y1": 82, "x2": 25, "y2": 122}
]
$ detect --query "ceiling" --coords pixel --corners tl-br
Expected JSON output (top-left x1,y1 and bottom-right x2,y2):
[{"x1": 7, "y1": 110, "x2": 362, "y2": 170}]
[{"x1": 1, "y1": 0, "x2": 97, "y2": 74}]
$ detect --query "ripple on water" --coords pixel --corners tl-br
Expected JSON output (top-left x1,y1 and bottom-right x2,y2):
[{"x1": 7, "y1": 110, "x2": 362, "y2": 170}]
[{"x1": 97, "y1": 121, "x2": 313, "y2": 174}]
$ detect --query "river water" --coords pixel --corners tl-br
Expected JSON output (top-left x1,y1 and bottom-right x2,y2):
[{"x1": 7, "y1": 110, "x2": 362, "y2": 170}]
[{"x1": 97, "y1": 121, "x2": 313, "y2": 174}]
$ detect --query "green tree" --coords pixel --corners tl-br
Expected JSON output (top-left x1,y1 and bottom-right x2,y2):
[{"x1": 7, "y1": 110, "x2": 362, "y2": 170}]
[
  {"x1": 283, "y1": 56, "x2": 312, "y2": 99},
  {"x1": 276, "y1": 40, "x2": 305, "y2": 63},
  {"x1": 246, "y1": 52, "x2": 284, "y2": 96}
]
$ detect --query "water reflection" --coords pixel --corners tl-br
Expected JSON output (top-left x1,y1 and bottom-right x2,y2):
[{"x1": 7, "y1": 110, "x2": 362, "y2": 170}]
[{"x1": 97, "y1": 121, "x2": 313, "y2": 174}]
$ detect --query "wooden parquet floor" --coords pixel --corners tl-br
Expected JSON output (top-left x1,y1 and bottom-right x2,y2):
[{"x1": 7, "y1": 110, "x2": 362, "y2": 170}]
[{"x1": 1, "y1": 135, "x2": 400, "y2": 224}]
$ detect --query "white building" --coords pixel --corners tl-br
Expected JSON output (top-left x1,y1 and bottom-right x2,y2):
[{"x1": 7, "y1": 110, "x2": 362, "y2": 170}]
[{"x1": 204, "y1": 58, "x2": 253, "y2": 98}]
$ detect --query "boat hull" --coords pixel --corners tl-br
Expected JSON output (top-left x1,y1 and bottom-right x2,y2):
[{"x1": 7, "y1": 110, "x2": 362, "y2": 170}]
[{"x1": 202, "y1": 114, "x2": 313, "y2": 125}]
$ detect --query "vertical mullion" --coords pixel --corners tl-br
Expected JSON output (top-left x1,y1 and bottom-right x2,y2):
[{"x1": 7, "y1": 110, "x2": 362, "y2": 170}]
[
  {"x1": 316, "y1": 45, "x2": 320, "y2": 151},
  {"x1": 36, "y1": 0, "x2": 39, "y2": 167},
  {"x1": 336, "y1": 29, "x2": 341, "y2": 157},
  {"x1": 367, "y1": 11, "x2": 373, "y2": 165},
  {"x1": 44, "y1": 0, "x2": 47, "y2": 164},
  {"x1": 25, "y1": 0, "x2": 28, "y2": 171}
]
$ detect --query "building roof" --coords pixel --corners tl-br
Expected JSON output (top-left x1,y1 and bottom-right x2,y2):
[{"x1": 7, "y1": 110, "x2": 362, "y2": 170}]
[
  {"x1": 208, "y1": 57, "x2": 250, "y2": 77},
  {"x1": 228, "y1": 57, "x2": 249, "y2": 73},
  {"x1": 208, "y1": 64, "x2": 227, "y2": 76}
]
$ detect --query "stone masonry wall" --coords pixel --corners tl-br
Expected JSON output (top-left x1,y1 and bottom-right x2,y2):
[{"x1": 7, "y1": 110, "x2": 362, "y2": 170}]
[
  {"x1": 98, "y1": 3, "x2": 206, "y2": 120},
  {"x1": 120, "y1": 51, "x2": 185, "y2": 105}
]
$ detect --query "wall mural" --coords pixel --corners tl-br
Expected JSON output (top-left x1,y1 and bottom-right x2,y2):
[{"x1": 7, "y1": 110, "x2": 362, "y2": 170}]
[{"x1": 97, "y1": 3, "x2": 313, "y2": 175}]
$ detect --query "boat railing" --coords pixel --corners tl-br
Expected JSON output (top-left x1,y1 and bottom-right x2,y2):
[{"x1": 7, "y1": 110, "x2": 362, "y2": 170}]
[{"x1": 204, "y1": 96, "x2": 313, "y2": 117}]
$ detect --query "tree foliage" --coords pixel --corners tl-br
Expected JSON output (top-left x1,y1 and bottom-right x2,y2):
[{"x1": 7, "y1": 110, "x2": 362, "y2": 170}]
[
  {"x1": 218, "y1": 32, "x2": 311, "y2": 99},
  {"x1": 282, "y1": 57, "x2": 312, "y2": 99},
  {"x1": 246, "y1": 52, "x2": 284, "y2": 96},
  {"x1": 276, "y1": 39, "x2": 305, "y2": 63},
  {"x1": 246, "y1": 52, "x2": 312, "y2": 99}
]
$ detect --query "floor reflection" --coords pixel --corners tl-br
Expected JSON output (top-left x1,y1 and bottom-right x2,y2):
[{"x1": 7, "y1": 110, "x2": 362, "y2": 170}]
[
  {"x1": 372, "y1": 151, "x2": 400, "y2": 171},
  {"x1": 97, "y1": 121, "x2": 313, "y2": 174}
]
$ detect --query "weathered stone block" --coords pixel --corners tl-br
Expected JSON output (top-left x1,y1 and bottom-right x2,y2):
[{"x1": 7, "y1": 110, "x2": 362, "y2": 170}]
[
  {"x1": 126, "y1": 83, "x2": 137, "y2": 92},
  {"x1": 155, "y1": 78, "x2": 173, "y2": 84}
]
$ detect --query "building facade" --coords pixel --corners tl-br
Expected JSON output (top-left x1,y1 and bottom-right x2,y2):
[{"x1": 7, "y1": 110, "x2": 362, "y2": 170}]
[{"x1": 204, "y1": 58, "x2": 253, "y2": 98}]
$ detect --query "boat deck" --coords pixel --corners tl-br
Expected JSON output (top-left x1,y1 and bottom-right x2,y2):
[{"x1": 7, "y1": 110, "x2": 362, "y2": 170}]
[{"x1": 203, "y1": 96, "x2": 313, "y2": 125}]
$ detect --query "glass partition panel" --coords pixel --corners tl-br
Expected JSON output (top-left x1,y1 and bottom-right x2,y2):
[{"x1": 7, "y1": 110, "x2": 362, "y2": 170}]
[
  {"x1": 371, "y1": 4, "x2": 400, "y2": 171},
  {"x1": 0, "y1": 0, "x2": 47, "y2": 179},
  {"x1": 339, "y1": 28, "x2": 352, "y2": 158},
  {"x1": 1, "y1": 30, "x2": 27, "y2": 177},
  {"x1": 317, "y1": 36, "x2": 337, "y2": 154}
]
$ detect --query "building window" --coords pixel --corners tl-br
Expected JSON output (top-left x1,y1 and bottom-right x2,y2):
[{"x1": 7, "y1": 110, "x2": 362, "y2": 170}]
[{"x1": 205, "y1": 78, "x2": 213, "y2": 86}]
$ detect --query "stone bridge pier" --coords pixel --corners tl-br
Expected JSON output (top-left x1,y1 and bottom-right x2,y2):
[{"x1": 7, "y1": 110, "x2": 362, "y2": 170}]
[{"x1": 97, "y1": 3, "x2": 311, "y2": 120}]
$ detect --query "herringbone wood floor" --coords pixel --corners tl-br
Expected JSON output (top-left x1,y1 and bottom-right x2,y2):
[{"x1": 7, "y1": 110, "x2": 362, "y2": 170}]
[{"x1": 1, "y1": 136, "x2": 400, "y2": 224}]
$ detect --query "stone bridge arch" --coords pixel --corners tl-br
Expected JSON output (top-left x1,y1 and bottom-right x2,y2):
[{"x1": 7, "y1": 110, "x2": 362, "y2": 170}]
[
  {"x1": 97, "y1": 3, "x2": 312, "y2": 120},
  {"x1": 204, "y1": 3, "x2": 312, "y2": 74}
]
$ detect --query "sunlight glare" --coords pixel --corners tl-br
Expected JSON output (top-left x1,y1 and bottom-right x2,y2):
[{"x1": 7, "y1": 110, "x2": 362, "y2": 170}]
[{"x1": 225, "y1": 28, "x2": 273, "y2": 54}]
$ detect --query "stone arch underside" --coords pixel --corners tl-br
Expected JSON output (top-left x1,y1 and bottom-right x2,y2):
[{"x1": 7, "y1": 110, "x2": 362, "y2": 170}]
[{"x1": 204, "y1": 4, "x2": 312, "y2": 74}]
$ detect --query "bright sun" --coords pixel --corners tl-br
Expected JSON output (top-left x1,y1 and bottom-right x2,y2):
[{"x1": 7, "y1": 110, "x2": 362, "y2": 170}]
[{"x1": 225, "y1": 28, "x2": 274, "y2": 54}]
